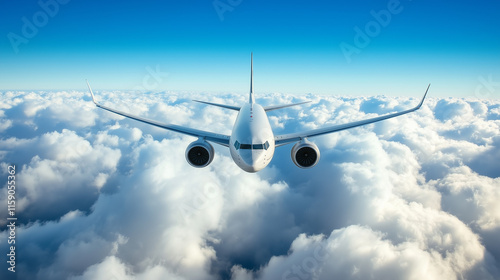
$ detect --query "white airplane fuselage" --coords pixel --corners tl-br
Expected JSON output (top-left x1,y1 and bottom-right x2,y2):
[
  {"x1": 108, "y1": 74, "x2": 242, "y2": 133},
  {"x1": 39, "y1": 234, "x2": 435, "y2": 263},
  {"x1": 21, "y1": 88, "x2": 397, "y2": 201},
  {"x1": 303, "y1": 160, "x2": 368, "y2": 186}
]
[{"x1": 229, "y1": 103, "x2": 275, "y2": 172}]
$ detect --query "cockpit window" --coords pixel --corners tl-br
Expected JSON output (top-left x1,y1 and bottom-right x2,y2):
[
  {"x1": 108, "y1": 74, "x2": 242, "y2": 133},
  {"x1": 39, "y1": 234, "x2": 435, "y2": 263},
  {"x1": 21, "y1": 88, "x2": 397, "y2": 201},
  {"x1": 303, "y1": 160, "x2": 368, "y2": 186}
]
[
  {"x1": 264, "y1": 141, "x2": 270, "y2": 150},
  {"x1": 240, "y1": 144, "x2": 252, "y2": 149},
  {"x1": 234, "y1": 141, "x2": 270, "y2": 150}
]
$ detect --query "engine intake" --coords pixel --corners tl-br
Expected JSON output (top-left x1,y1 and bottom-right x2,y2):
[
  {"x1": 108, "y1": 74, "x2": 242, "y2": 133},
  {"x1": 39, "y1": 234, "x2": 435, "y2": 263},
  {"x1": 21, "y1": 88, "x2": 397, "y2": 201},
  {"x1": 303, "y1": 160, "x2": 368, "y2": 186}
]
[
  {"x1": 291, "y1": 139, "x2": 320, "y2": 168},
  {"x1": 186, "y1": 139, "x2": 214, "y2": 168}
]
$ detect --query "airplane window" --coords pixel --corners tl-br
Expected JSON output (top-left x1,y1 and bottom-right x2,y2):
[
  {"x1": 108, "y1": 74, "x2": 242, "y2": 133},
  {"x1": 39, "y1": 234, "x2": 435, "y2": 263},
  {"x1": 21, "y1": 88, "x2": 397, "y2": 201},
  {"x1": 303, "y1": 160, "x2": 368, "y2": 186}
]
[
  {"x1": 264, "y1": 141, "x2": 269, "y2": 150},
  {"x1": 240, "y1": 144, "x2": 251, "y2": 149},
  {"x1": 253, "y1": 144, "x2": 264, "y2": 149},
  {"x1": 234, "y1": 141, "x2": 240, "y2": 150}
]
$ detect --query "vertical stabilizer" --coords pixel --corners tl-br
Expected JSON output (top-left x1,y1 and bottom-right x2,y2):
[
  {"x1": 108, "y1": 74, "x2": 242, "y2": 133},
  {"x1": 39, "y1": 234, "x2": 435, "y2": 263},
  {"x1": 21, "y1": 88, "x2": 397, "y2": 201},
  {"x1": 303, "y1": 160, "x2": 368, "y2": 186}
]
[{"x1": 249, "y1": 53, "x2": 255, "y2": 104}]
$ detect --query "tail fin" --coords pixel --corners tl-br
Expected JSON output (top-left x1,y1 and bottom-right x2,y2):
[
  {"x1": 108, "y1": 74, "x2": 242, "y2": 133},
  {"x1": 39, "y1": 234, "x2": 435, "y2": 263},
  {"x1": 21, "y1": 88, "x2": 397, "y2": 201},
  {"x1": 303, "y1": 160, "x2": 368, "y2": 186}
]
[{"x1": 249, "y1": 52, "x2": 255, "y2": 104}]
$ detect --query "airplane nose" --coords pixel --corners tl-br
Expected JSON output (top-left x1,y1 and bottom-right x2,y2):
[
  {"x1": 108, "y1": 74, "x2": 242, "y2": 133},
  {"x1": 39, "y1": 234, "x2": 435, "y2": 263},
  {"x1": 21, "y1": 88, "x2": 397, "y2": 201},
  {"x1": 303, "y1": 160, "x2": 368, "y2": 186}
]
[
  {"x1": 243, "y1": 165, "x2": 258, "y2": 173},
  {"x1": 240, "y1": 150, "x2": 255, "y2": 166},
  {"x1": 239, "y1": 150, "x2": 264, "y2": 172}
]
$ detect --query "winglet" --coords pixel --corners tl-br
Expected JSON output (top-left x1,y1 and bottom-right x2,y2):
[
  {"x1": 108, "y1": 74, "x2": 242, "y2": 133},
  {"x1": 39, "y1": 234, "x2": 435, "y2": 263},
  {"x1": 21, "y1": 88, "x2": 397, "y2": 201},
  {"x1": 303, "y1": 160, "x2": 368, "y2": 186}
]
[
  {"x1": 416, "y1": 83, "x2": 431, "y2": 110},
  {"x1": 86, "y1": 79, "x2": 97, "y2": 104}
]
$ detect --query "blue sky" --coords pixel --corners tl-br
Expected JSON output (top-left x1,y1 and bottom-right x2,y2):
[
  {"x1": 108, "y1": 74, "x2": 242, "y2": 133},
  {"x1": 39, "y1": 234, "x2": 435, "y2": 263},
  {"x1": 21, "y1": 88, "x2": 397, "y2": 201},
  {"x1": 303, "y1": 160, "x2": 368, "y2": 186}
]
[{"x1": 1, "y1": 0, "x2": 500, "y2": 97}]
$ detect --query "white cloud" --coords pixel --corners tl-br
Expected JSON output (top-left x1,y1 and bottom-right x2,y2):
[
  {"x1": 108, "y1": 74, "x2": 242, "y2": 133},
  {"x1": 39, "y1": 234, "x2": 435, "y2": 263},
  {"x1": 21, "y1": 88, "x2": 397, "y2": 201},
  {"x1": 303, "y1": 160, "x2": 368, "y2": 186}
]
[
  {"x1": 0, "y1": 119, "x2": 12, "y2": 132},
  {"x1": 69, "y1": 256, "x2": 133, "y2": 280},
  {"x1": 0, "y1": 129, "x2": 121, "y2": 224},
  {"x1": 434, "y1": 166, "x2": 500, "y2": 231},
  {"x1": 0, "y1": 90, "x2": 499, "y2": 280},
  {"x1": 248, "y1": 223, "x2": 493, "y2": 280}
]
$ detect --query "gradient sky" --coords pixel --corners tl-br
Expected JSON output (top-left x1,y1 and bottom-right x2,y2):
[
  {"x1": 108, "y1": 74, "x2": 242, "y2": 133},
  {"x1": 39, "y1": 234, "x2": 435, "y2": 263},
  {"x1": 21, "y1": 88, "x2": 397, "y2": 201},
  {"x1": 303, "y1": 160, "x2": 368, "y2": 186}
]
[{"x1": 1, "y1": 0, "x2": 500, "y2": 97}]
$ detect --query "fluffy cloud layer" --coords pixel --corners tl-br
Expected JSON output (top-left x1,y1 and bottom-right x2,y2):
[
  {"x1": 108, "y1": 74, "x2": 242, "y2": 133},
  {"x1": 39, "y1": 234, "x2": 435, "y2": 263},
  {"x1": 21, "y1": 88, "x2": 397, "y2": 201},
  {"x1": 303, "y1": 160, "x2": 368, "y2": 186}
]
[{"x1": 0, "y1": 90, "x2": 499, "y2": 280}]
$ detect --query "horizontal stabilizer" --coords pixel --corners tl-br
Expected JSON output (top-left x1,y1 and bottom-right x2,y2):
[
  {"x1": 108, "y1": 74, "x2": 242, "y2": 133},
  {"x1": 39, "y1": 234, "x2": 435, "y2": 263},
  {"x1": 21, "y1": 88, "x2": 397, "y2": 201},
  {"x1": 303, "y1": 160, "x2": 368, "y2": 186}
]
[
  {"x1": 263, "y1": 101, "x2": 311, "y2": 112},
  {"x1": 193, "y1": 100, "x2": 241, "y2": 111}
]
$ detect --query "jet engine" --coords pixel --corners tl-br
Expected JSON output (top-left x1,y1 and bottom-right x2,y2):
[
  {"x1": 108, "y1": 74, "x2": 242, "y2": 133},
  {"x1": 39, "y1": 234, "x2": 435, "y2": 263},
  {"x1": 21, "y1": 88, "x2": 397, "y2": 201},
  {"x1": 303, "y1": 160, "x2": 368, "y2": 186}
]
[
  {"x1": 185, "y1": 139, "x2": 214, "y2": 168},
  {"x1": 291, "y1": 139, "x2": 320, "y2": 168}
]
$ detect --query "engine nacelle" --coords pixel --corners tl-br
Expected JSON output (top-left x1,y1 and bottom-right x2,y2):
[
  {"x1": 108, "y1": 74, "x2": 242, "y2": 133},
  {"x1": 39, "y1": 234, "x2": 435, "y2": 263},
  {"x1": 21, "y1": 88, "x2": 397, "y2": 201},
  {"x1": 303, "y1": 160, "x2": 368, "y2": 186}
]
[
  {"x1": 291, "y1": 139, "x2": 320, "y2": 168},
  {"x1": 185, "y1": 139, "x2": 214, "y2": 168}
]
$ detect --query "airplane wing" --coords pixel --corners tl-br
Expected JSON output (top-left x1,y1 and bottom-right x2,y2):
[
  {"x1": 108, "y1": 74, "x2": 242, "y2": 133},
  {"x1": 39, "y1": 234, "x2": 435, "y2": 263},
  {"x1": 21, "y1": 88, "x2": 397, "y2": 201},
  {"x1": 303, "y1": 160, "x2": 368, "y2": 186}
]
[
  {"x1": 274, "y1": 84, "x2": 430, "y2": 147},
  {"x1": 263, "y1": 101, "x2": 311, "y2": 112},
  {"x1": 86, "y1": 81, "x2": 230, "y2": 147}
]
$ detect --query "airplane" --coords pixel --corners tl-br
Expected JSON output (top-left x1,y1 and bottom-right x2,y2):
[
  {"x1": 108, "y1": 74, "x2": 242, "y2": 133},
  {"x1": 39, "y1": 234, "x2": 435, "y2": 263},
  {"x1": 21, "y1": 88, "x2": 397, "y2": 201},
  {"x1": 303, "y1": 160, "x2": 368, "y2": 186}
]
[{"x1": 86, "y1": 54, "x2": 430, "y2": 173}]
